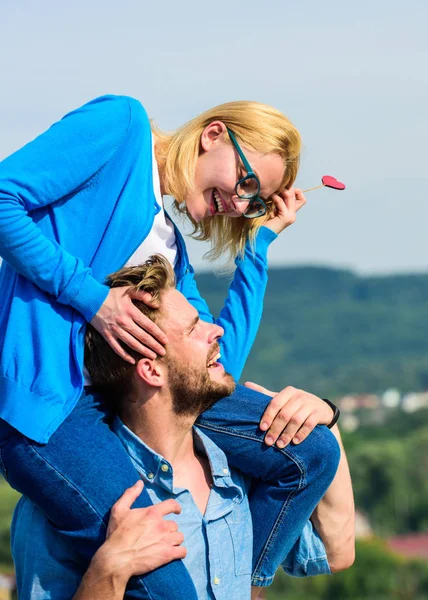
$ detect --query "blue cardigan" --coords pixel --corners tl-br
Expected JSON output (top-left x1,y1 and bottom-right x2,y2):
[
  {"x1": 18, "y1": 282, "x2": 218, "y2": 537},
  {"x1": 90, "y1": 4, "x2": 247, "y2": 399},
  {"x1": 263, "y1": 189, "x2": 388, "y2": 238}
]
[{"x1": 0, "y1": 95, "x2": 277, "y2": 443}]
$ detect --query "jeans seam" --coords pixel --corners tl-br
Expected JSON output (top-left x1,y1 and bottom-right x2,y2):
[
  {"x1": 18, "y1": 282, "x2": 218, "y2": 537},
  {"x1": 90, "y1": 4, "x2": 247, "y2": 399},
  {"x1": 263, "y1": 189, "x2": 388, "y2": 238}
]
[
  {"x1": 19, "y1": 439, "x2": 155, "y2": 600},
  {"x1": 0, "y1": 448, "x2": 7, "y2": 480},
  {"x1": 196, "y1": 421, "x2": 307, "y2": 581},
  {"x1": 196, "y1": 421, "x2": 307, "y2": 478}
]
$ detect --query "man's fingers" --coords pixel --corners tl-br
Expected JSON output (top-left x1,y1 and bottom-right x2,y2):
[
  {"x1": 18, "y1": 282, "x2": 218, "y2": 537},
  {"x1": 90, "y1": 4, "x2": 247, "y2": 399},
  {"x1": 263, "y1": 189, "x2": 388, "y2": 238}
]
[
  {"x1": 244, "y1": 381, "x2": 276, "y2": 397},
  {"x1": 148, "y1": 542, "x2": 187, "y2": 573},
  {"x1": 259, "y1": 387, "x2": 295, "y2": 432},
  {"x1": 264, "y1": 401, "x2": 303, "y2": 445},
  {"x1": 167, "y1": 520, "x2": 179, "y2": 533},
  {"x1": 154, "y1": 499, "x2": 182, "y2": 518},
  {"x1": 292, "y1": 415, "x2": 319, "y2": 445},
  {"x1": 274, "y1": 407, "x2": 313, "y2": 448},
  {"x1": 112, "y1": 480, "x2": 144, "y2": 513},
  {"x1": 168, "y1": 531, "x2": 185, "y2": 546},
  {"x1": 171, "y1": 545, "x2": 187, "y2": 560}
]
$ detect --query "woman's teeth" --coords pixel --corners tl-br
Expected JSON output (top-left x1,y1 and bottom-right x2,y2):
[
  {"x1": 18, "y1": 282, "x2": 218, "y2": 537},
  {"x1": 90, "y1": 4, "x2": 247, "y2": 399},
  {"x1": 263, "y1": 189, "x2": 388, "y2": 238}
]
[{"x1": 213, "y1": 190, "x2": 225, "y2": 213}]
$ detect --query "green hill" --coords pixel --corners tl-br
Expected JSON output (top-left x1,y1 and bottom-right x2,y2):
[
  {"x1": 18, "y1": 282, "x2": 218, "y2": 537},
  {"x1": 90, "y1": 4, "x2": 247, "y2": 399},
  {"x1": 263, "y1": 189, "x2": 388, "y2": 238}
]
[{"x1": 196, "y1": 265, "x2": 428, "y2": 397}]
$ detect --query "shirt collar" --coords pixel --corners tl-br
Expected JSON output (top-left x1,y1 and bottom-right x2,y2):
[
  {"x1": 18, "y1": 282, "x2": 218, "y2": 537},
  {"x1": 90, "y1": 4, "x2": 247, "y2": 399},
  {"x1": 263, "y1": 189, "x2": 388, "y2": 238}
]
[
  {"x1": 112, "y1": 417, "x2": 172, "y2": 487},
  {"x1": 193, "y1": 428, "x2": 232, "y2": 485},
  {"x1": 112, "y1": 417, "x2": 240, "y2": 495}
]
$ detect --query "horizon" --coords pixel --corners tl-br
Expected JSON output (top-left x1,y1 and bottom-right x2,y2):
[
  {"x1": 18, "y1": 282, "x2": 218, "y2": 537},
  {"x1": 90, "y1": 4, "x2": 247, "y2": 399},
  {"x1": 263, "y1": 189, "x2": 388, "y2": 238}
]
[{"x1": 196, "y1": 257, "x2": 428, "y2": 278}]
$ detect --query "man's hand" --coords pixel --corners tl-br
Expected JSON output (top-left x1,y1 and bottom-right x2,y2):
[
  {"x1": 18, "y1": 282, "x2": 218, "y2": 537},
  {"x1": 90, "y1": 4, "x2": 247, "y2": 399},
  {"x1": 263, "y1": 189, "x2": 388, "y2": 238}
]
[
  {"x1": 74, "y1": 481, "x2": 186, "y2": 600},
  {"x1": 245, "y1": 382, "x2": 334, "y2": 448},
  {"x1": 92, "y1": 480, "x2": 186, "y2": 582}
]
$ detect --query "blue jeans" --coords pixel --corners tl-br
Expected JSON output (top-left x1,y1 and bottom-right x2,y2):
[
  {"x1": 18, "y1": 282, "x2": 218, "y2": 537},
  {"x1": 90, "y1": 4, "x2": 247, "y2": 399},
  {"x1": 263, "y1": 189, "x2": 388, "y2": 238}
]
[
  {"x1": 198, "y1": 384, "x2": 340, "y2": 586},
  {"x1": 0, "y1": 384, "x2": 339, "y2": 597}
]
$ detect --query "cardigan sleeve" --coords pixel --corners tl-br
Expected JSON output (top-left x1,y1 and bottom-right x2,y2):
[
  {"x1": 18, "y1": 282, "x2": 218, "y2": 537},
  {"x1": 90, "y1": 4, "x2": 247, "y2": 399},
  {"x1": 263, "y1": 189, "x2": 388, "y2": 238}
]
[
  {"x1": 0, "y1": 95, "x2": 143, "y2": 322},
  {"x1": 183, "y1": 226, "x2": 277, "y2": 381}
]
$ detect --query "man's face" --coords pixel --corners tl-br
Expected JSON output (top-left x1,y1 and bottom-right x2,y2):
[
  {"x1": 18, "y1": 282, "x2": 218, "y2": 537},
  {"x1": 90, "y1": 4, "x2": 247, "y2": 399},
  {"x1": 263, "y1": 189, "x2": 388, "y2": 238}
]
[{"x1": 158, "y1": 288, "x2": 235, "y2": 416}]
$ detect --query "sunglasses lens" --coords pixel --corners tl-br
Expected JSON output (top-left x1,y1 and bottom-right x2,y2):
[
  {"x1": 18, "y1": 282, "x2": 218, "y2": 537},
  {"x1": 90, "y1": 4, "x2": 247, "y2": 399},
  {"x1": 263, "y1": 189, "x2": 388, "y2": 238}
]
[{"x1": 236, "y1": 176, "x2": 260, "y2": 199}]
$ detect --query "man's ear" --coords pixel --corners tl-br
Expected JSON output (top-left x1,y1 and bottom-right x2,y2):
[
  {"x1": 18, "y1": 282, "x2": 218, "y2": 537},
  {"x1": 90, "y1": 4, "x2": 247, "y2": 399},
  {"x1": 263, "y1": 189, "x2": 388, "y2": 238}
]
[
  {"x1": 135, "y1": 358, "x2": 166, "y2": 388},
  {"x1": 200, "y1": 121, "x2": 227, "y2": 152}
]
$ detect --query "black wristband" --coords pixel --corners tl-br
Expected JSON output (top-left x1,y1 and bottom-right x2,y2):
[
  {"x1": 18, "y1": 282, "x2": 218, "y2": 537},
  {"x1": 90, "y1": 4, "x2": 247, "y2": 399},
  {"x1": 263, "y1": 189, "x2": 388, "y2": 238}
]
[{"x1": 322, "y1": 398, "x2": 340, "y2": 429}]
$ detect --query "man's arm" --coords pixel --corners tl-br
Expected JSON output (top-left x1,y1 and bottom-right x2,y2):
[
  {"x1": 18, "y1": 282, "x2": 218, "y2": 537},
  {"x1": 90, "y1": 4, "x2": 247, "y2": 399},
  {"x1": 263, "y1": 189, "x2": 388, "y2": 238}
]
[
  {"x1": 242, "y1": 382, "x2": 354, "y2": 577},
  {"x1": 310, "y1": 424, "x2": 355, "y2": 572},
  {"x1": 73, "y1": 481, "x2": 186, "y2": 600},
  {"x1": 73, "y1": 554, "x2": 128, "y2": 600}
]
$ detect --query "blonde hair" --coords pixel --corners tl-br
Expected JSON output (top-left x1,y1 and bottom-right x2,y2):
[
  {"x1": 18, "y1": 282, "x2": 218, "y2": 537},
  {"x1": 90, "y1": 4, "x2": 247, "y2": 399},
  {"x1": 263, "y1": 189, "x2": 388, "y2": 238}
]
[{"x1": 152, "y1": 101, "x2": 301, "y2": 262}]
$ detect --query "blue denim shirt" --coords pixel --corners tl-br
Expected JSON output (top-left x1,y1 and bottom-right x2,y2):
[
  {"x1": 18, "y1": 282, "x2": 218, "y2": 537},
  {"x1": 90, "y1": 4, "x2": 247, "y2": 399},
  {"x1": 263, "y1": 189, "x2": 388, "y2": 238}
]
[{"x1": 11, "y1": 421, "x2": 330, "y2": 599}]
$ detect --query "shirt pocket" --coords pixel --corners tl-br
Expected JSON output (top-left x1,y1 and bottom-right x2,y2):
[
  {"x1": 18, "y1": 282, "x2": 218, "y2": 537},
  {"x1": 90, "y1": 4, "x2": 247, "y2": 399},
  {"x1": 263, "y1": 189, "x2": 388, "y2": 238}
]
[{"x1": 224, "y1": 506, "x2": 253, "y2": 576}]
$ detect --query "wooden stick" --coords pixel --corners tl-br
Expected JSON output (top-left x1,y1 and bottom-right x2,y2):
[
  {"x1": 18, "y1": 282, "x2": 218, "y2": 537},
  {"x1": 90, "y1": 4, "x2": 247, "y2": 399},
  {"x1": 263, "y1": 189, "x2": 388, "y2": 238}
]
[{"x1": 302, "y1": 184, "x2": 324, "y2": 193}]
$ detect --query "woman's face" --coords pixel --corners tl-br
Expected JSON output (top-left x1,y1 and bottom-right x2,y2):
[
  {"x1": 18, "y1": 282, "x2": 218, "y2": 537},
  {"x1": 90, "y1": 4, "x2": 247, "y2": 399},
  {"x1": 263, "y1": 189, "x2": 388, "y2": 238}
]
[{"x1": 185, "y1": 122, "x2": 285, "y2": 223}]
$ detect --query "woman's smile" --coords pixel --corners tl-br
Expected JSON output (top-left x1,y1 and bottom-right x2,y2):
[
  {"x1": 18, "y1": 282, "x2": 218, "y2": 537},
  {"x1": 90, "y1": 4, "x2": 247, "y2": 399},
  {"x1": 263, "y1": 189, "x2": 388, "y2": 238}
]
[{"x1": 210, "y1": 188, "x2": 233, "y2": 216}]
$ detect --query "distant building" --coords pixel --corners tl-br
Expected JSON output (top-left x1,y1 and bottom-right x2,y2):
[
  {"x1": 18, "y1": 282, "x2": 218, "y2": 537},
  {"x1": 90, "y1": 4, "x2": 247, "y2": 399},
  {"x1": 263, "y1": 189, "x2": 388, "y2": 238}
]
[
  {"x1": 341, "y1": 413, "x2": 360, "y2": 433},
  {"x1": 382, "y1": 388, "x2": 401, "y2": 408},
  {"x1": 355, "y1": 510, "x2": 373, "y2": 539},
  {"x1": 0, "y1": 573, "x2": 15, "y2": 600},
  {"x1": 401, "y1": 391, "x2": 428, "y2": 413},
  {"x1": 339, "y1": 395, "x2": 358, "y2": 412},
  {"x1": 337, "y1": 394, "x2": 381, "y2": 412},
  {"x1": 388, "y1": 533, "x2": 428, "y2": 559}
]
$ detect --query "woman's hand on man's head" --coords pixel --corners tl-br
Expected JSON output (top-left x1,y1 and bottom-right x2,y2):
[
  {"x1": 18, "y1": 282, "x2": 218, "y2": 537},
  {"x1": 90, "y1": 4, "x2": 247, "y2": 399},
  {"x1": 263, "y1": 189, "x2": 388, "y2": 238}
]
[{"x1": 90, "y1": 286, "x2": 168, "y2": 363}]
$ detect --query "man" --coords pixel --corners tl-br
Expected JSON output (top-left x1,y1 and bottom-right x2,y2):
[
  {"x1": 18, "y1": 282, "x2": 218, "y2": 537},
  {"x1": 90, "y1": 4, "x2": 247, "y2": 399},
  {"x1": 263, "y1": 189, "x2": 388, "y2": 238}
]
[{"x1": 12, "y1": 255, "x2": 355, "y2": 599}]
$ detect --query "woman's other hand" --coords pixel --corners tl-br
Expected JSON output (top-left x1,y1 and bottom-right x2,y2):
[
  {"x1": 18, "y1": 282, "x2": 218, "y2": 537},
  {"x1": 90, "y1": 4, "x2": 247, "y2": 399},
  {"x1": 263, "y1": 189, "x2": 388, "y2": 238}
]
[
  {"x1": 263, "y1": 188, "x2": 306, "y2": 235},
  {"x1": 90, "y1": 287, "x2": 168, "y2": 363}
]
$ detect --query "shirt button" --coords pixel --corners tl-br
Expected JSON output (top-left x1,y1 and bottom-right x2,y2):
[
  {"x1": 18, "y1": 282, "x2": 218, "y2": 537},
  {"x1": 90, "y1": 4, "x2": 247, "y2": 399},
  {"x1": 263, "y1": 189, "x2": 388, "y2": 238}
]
[
  {"x1": 213, "y1": 577, "x2": 220, "y2": 585},
  {"x1": 148, "y1": 473, "x2": 155, "y2": 480},
  {"x1": 222, "y1": 468, "x2": 229, "y2": 475},
  {"x1": 161, "y1": 464, "x2": 169, "y2": 473}
]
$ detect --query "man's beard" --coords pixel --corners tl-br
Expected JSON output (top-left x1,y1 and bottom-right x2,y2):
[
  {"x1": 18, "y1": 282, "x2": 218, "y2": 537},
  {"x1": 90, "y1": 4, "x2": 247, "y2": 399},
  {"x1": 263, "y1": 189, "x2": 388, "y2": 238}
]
[{"x1": 167, "y1": 356, "x2": 235, "y2": 417}]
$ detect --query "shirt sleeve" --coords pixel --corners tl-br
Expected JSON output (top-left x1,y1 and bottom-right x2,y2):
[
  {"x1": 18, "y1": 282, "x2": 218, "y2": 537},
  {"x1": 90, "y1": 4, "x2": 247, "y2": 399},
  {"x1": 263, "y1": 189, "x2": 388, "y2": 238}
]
[
  {"x1": 281, "y1": 520, "x2": 331, "y2": 577},
  {"x1": 0, "y1": 95, "x2": 138, "y2": 322},
  {"x1": 183, "y1": 226, "x2": 277, "y2": 380}
]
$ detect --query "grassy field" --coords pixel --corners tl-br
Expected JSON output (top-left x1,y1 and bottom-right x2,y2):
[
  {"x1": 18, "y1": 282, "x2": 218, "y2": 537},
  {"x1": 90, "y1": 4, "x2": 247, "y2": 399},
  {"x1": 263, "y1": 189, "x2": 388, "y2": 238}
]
[{"x1": 0, "y1": 481, "x2": 20, "y2": 573}]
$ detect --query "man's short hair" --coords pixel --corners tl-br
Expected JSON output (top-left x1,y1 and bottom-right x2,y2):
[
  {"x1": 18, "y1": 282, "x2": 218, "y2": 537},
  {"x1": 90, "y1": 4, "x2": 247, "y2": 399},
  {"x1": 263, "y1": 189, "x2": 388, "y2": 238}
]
[{"x1": 85, "y1": 254, "x2": 175, "y2": 404}]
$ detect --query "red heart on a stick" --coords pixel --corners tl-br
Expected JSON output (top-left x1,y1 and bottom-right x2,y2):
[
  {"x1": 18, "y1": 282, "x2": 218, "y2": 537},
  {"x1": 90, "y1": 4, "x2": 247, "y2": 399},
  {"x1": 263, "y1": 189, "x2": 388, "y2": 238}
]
[{"x1": 322, "y1": 175, "x2": 346, "y2": 190}]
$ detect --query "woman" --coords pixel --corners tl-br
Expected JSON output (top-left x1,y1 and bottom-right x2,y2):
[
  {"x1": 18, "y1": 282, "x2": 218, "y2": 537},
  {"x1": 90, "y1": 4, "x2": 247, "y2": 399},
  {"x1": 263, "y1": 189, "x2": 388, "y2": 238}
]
[{"x1": 0, "y1": 95, "x2": 339, "y2": 598}]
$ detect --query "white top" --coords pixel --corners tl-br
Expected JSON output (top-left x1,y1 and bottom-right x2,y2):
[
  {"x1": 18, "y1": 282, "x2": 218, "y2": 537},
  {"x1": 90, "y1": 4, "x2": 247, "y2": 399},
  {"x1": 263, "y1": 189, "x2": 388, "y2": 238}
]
[
  {"x1": 125, "y1": 140, "x2": 178, "y2": 268},
  {"x1": 84, "y1": 141, "x2": 178, "y2": 386}
]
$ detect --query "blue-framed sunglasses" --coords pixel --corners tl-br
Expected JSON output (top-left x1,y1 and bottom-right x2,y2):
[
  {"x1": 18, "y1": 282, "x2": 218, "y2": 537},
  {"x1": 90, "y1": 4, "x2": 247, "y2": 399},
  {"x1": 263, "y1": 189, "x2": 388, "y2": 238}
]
[{"x1": 227, "y1": 128, "x2": 268, "y2": 219}]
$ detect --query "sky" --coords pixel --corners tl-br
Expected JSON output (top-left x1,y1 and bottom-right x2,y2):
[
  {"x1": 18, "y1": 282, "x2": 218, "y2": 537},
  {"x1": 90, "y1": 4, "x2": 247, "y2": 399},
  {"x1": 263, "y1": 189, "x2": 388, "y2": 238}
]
[{"x1": 1, "y1": 0, "x2": 427, "y2": 275}]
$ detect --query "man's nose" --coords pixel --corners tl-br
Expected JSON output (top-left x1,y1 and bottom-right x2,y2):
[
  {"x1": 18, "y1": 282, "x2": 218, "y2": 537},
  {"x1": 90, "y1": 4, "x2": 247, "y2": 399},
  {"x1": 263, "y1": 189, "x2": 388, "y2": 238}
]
[{"x1": 208, "y1": 323, "x2": 224, "y2": 343}]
